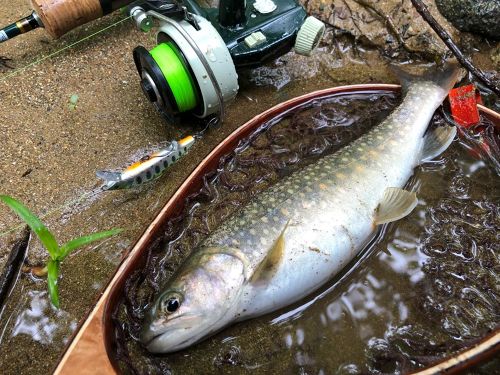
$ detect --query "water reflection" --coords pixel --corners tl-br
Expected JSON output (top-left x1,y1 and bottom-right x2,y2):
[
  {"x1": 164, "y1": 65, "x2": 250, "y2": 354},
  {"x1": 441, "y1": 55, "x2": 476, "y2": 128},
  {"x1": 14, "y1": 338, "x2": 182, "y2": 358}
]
[{"x1": 11, "y1": 291, "x2": 76, "y2": 345}]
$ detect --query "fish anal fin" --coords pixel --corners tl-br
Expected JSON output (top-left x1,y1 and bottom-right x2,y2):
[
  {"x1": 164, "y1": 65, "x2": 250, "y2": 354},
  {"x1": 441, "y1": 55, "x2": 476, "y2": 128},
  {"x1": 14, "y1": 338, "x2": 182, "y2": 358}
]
[
  {"x1": 421, "y1": 125, "x2": 456, "y2": 163},
  {"x1": 250, "y1": 221, "x2": 289, "y2": 285},
  {"x1": 374, "y1": 188, "x2": 418, "y2": 225}
]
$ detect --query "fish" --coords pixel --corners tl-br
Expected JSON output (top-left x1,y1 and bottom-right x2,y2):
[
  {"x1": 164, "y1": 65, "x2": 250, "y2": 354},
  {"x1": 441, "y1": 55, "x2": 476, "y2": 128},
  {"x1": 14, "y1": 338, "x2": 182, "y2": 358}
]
[
  {"x1": 140, "y1": 63, "x2": 460, "y2": 353},
  {"x1": 97, "y1": 136, "x2": 195, "y2": 190}
]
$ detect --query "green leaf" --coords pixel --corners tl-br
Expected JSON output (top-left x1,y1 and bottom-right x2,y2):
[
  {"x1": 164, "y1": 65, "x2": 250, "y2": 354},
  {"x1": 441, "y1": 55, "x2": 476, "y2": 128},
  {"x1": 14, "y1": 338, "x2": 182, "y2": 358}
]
[
  {"x1": 47, "y1": 260, "x2": 60, "y2": 308},
  {"x1": 0, "y1": 195, "x2": 59, "y2": 259},
  {"x1": 57, "y1": 228, "x2": 123, "y2": 261}
]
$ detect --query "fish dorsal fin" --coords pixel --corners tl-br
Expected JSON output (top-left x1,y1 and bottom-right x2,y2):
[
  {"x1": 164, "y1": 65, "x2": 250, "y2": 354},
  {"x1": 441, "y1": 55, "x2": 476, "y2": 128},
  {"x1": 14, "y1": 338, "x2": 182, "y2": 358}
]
[
  {"x1": 374, "y1": 188, "x2": 418, "y2": 225},
  {"x1": 250, "y1": 221, "x2": 290, "y2": 285},
  {"x1": 421, "y1": 125, "x2": 456, "y2": 163}
]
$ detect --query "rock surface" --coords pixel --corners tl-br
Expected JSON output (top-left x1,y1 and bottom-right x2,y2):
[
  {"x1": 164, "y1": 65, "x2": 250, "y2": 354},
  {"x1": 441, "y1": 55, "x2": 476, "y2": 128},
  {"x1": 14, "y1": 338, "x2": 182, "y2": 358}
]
[
  {"x1": 435, "y1": 0, "x2": 500, "y2": 40},
  {"x1": 301, "y1": 0, "x2": 460, "y2": 58}
]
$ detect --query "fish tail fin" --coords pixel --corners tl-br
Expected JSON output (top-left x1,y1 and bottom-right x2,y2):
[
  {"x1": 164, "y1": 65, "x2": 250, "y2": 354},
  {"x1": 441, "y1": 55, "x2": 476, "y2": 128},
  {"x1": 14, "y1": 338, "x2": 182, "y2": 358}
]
[
  {"x1": 391, "y1": 60, "x2": 461, "y2": 95},
  {"x1": 96, "y1": 170, "x2": 121, "y2": 182}
]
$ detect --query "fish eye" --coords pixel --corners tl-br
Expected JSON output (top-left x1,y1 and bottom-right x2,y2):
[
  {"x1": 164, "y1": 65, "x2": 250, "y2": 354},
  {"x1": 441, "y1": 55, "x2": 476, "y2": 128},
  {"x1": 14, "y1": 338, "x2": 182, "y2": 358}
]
[
  {"x1": 160, "y1": 293, "x2": 182, "y2": 314},
  {"x1": 166, "y1": 298, "x2": 179, "y2": 313}
]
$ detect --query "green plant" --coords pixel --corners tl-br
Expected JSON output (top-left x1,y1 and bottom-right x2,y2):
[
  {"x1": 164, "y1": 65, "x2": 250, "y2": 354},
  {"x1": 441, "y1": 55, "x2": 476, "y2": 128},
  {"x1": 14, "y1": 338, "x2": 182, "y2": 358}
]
[{"x1": 0, "y1": 195, "x2": 122, "y2": 308}]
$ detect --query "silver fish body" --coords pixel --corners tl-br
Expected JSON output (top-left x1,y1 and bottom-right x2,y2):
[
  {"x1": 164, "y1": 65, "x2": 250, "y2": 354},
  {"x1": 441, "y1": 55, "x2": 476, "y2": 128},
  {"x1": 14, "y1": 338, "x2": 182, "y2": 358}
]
[{"x1": 141, "y1": 64, "x2": 460, "y2": 353}]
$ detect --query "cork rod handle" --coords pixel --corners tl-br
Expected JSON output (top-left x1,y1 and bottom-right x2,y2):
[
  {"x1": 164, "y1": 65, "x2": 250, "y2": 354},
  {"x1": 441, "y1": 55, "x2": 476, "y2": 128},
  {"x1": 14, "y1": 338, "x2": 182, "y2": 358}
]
[{"x1": 31, "y1": 0, "x2": 133, "y2": 38}]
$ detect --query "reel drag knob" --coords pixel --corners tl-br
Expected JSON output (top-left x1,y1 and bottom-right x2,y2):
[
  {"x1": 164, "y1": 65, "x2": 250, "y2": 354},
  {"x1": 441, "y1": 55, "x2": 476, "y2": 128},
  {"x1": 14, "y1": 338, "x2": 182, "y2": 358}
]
[{"x1": 294, "y1": 16, "x2": 326, "y2": 56}]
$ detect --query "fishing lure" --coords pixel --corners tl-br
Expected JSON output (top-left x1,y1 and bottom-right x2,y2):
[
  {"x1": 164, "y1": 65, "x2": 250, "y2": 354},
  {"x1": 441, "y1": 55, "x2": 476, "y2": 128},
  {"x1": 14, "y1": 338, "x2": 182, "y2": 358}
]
[{"x1": 97, "y1": 136, "x2": 195, "y2": 190}]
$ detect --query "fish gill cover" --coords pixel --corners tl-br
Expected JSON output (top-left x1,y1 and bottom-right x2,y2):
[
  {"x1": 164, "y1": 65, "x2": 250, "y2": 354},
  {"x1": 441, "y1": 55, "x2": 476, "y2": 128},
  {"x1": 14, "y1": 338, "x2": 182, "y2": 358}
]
[{"x1": 111, "y1": 91, "x2": 499, "y2": 374}]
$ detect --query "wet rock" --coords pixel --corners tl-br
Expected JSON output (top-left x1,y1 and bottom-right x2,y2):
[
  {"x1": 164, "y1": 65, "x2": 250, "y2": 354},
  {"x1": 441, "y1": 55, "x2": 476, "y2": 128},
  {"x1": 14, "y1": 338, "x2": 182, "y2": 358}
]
[
  {"x1": 491, "y1": 45, "x2": 500, "y2": 70},
  {"x1": 435, "y1": 0, "x2": 500, "y2": 40},
  {"x1": 301, "y1": 0, "x2": 459, "y2": 59}
]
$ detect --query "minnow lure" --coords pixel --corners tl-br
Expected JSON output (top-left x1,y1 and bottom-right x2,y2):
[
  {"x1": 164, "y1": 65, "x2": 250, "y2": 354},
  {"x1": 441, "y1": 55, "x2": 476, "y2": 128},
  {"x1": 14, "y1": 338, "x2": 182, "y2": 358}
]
[{"x1": 97, "y1": 136, "x2": 195, "y2": 190}]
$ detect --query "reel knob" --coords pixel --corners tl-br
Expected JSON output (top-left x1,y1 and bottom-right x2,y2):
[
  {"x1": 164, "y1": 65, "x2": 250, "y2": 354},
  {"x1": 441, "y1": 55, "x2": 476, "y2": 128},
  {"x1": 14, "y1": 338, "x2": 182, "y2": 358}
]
[{"x1": 294, "y1": 16, "x2": 325, "y2": 56}]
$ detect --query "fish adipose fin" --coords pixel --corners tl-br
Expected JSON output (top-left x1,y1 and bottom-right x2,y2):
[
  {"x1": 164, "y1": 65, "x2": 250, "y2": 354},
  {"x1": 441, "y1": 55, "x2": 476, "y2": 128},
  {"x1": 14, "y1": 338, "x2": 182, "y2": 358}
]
[
  {"x1": 420, "y1": 125, "x2": 457, "y2": 163},
  {"x1": 374, "y1": 188, "x2": 418, "y2": 225},
  {"x1": 250, "y1": 221, "x2": 289, "y2": 285}
]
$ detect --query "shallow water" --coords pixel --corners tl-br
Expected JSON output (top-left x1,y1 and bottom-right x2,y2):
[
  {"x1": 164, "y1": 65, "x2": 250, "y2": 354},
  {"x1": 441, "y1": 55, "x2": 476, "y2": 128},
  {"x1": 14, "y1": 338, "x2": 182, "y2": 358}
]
[
  {"x1": 0, "y1": 0, "x2": 499, "y2": 371},
  {"x1": 111, "y1": 92, "x2": 500, "y2": 374}
]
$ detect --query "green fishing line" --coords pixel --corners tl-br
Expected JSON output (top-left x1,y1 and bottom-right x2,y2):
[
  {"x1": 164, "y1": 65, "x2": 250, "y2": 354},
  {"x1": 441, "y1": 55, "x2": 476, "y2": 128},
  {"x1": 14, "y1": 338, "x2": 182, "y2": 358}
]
[{"x1": 150, "y1": 42, "x2": 198, "y2": 112}]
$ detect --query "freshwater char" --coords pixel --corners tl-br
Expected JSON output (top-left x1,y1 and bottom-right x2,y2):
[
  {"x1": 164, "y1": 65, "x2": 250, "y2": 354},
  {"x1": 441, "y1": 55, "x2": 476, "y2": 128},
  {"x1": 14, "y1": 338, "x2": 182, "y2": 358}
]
[{"x1": 140, "y1": 63, "x2": 461, "y2": 353}]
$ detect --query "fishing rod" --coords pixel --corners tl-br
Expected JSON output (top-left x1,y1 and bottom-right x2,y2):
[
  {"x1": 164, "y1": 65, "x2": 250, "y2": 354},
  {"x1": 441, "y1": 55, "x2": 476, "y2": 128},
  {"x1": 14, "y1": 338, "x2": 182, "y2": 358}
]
[{"x1": 0, "y1": 0, "x2": 135, "y2": 43}]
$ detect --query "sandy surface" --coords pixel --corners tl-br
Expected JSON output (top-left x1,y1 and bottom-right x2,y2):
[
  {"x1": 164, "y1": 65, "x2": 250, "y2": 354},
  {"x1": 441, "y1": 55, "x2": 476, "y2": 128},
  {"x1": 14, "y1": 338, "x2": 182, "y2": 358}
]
[{"x1": 0, "y1": 0, "x2": 497, "y2": 374}]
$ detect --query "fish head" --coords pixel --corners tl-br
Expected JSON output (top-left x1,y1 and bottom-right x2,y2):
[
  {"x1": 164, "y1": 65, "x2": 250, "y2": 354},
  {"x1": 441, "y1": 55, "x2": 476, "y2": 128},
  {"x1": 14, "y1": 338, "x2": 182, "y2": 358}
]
[{"x1": 140, "y1": 247, "x2": 247, "y2": 353}]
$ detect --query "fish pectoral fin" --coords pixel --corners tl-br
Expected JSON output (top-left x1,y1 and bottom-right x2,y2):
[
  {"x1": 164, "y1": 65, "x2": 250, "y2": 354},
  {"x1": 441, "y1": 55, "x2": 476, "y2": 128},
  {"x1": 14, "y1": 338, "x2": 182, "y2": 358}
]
[
  {"x1": 374, "y1": 188, "x2": 418, "y2": 225},
  {"x1": 420, "y1": 125, "x2": 456, "y2": 163},
  {"x1": 250, "y1": 221, "x2": 289, "y2": 285}
]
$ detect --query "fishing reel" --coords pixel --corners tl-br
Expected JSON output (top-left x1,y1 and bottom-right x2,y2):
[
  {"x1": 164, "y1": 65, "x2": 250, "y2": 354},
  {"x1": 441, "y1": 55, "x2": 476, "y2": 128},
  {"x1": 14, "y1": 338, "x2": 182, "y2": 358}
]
[{"x1": 128, "y1": 0, "x2": 325, "y2": 124}]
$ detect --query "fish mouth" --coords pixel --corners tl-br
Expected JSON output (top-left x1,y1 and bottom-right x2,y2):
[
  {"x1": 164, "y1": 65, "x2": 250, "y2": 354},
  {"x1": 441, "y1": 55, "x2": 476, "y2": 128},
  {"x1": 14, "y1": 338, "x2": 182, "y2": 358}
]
[
  {"x1": 139, "y1": 314, "x2": 199, "y2": 352},
  {"x1": 142, "y1": 330, "x2": 193, "y2": 354}
]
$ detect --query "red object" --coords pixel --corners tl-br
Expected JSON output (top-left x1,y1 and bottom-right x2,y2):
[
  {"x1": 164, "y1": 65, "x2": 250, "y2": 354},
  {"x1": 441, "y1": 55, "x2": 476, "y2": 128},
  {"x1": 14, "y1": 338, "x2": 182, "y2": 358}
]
[{"x1": 448, "y1": 84, "x2": 481, "y2": 128}]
